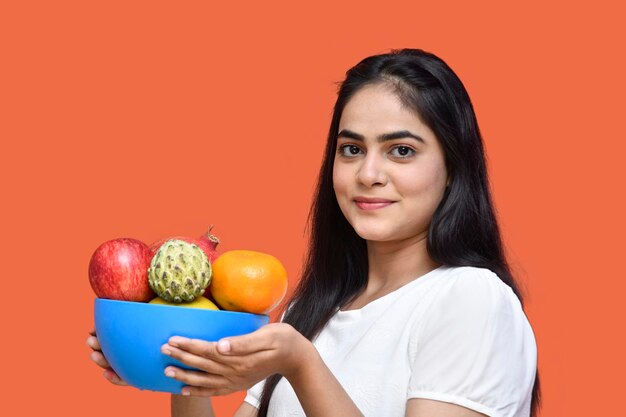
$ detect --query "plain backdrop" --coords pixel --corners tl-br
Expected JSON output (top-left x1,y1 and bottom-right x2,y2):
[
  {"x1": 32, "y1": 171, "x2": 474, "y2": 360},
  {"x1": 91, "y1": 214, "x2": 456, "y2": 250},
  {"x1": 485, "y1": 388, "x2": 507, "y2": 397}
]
[{"x1": 1, "y1": 1, "x2": 624, "y2": 416}]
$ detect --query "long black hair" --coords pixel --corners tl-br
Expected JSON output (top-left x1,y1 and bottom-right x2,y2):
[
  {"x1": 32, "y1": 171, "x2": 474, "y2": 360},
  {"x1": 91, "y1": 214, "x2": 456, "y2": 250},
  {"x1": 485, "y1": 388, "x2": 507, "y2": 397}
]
[{"x1": 258, "y1": 48, "x2": 541, "y2": 416}]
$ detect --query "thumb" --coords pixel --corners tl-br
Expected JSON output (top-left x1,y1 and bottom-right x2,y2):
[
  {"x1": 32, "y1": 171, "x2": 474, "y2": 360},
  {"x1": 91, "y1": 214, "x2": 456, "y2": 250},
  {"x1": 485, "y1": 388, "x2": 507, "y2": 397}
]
[
  {"x1": 217, "y1": 330, "x2": 269, "y2": 356},
  {"x1": 216, "y1": 339, "x2": 231, "y2": 354}
]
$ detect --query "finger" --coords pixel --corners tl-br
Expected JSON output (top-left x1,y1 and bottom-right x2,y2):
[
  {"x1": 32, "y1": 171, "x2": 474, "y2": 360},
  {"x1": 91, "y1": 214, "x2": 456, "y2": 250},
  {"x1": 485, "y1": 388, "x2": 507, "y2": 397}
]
[
  {"x1": 103, "y1": 369, "x2": 128, "y2": 386},
  {"x1": 89, "y1": 329, "x2": 96, "y2": 336},
  {"x1": 86, "y1": 335, "x2": 101, "y2": 351},
  {"x1": 167, "y1": 336, "x2": 222, "y2": 359},
  {"x1": 90, "y1": 350, "x2": 111, "y2": 369},
  {"x1": 161, "y1": 344, "x2": 229, "y2": 374},
  {"x1": 164, "y1": 366, "x2": 230, "y2": 391}
]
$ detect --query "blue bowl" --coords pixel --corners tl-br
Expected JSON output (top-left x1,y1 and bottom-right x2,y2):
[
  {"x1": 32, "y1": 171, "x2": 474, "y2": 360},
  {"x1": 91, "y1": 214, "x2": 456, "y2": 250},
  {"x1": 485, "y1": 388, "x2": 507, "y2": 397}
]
[{"x1": 94, "y1": 298, "x2": 269, "y2": 393}]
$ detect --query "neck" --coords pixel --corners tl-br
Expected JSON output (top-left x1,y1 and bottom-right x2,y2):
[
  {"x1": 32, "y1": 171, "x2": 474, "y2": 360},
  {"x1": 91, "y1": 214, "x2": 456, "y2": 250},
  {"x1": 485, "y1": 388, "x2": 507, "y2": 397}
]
[{"x1": 365, "y1": 232, "x2": 440, "y2": 292}]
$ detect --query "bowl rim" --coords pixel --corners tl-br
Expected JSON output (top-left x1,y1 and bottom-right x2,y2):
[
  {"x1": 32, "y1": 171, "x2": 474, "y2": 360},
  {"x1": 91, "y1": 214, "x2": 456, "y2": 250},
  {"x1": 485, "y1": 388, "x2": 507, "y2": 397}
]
[{"x1": 94, "y1": 297, "x2": 269, "y2": 319}]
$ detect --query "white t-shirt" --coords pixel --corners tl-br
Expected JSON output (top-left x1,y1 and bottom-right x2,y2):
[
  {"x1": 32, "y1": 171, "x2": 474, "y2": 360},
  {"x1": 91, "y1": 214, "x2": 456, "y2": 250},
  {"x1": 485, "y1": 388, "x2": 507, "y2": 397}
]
[{"x1": 244, "y1": 265, "x2": 537, "y2": 417}]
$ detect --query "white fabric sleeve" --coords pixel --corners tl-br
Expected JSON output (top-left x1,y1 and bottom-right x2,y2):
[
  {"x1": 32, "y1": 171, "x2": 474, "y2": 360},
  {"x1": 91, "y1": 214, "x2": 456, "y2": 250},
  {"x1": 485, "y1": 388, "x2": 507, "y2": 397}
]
[
  {"x1": 407, "y1": 268, "x2": 537, "y2": 417},
  {"x1": 244, "y1": 379, "x2": 265, "y2": 409}
]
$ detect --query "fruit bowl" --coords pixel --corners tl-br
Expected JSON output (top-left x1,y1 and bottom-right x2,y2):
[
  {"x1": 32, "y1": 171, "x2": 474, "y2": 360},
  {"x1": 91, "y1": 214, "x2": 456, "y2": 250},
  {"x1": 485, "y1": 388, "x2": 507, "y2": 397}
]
[{"x1": 94, "y1": 298, "x2": 269, "y2": 394}]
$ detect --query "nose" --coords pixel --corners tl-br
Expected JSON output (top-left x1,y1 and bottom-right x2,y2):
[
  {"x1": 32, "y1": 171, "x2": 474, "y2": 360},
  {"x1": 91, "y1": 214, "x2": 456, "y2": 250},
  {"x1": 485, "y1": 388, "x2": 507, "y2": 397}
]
[{"x1": 356, "y1": 152, "x2": 387, "y2": 187}]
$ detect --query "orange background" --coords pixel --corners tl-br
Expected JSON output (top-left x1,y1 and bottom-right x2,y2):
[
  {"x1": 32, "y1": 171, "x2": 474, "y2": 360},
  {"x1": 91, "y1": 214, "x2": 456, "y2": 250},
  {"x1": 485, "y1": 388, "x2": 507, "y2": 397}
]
[{"x1": 1, "y1": 1, "x2": 624, "y2": 416}]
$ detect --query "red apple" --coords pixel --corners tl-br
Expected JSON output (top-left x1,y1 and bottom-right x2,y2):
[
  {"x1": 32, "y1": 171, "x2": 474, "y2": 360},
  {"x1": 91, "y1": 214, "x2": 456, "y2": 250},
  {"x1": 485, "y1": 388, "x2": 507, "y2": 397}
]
[{"x1": 88, "y1": 238, "x2": 155, "y2": 302}]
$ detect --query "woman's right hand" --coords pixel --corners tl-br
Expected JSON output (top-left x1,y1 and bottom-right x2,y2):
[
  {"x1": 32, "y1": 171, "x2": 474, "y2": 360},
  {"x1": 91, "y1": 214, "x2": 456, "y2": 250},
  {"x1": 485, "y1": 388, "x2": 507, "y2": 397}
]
[{"x1": 87, "y1": 329, "x2": 128, "y2": 386}]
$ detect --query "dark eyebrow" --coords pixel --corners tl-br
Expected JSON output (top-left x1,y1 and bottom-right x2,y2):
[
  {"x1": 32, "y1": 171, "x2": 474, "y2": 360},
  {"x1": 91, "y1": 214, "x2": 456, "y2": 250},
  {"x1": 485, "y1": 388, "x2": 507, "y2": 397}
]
[{"x1": 337, "y1": 129, "x2": 425, "y2": 144}]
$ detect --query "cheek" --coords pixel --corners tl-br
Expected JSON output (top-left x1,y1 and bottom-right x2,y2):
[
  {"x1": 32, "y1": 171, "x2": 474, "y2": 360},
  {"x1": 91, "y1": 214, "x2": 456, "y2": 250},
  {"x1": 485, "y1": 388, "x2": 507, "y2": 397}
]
[
  {"x1": 332, "y1": 166, "x2": 354, "y2": 221},
  {"x1": 332, "y1": 166, "x2": 349, "y2": 198},
  {"x1": 398, "y1": 164, "x2": 447, "y2": 204}
]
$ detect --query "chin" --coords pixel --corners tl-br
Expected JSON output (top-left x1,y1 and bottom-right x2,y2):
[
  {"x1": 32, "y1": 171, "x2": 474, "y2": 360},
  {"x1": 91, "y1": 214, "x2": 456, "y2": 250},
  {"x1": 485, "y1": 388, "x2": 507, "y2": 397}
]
[
  {"x1": 351, "y1": 221, "x2": 425, "y2": 243},
  {"x1": 351, "y1": 225, "x2": 395, "y2": 242}
]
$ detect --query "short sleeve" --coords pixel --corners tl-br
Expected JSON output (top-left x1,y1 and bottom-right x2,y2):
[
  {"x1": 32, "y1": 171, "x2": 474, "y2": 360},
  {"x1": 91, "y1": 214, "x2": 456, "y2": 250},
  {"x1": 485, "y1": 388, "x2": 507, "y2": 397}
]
[
  {"x1": 407, "y1": 268, "x2": 537, "y2": 417},
  {"x1": 244, "y1": 379, "x2": 265, "y2": 409}
]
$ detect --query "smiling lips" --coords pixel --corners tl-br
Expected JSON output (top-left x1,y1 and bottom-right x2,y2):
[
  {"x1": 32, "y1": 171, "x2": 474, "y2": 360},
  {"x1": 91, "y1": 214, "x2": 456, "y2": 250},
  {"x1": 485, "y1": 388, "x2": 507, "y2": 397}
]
[{"x1": 354, "y1": 197, "x2": 395, "y2": 211}]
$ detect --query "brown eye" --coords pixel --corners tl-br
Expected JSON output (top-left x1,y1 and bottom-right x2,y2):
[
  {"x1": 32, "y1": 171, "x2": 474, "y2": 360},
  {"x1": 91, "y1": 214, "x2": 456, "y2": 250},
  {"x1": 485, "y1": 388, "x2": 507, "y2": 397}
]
[
  {"x1": 390, "y1": 146, "x2": 415, "y2": 158},
  {"x1": 338, "y1": 144, "x2": 363, "y2": 157}
]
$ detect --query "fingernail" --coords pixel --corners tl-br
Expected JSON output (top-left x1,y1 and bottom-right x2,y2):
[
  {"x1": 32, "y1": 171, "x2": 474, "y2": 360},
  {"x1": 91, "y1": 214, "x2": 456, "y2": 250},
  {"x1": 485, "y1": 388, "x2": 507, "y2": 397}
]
[
  {"x1": 90, "y1": 351, "x2": 99, "y2": 361},
  {"x1": 165, "y1": 369, "x2": 175, "y2": 378},
  {"x1": 161, "y1": 346, "x2": 172, "y2": 355},
  {"x1": 181, "y1": 389, "x2": 190, "y2": 396},
  {"x1": 217, "y1": 340, "x2": 231, "y2": 353}
]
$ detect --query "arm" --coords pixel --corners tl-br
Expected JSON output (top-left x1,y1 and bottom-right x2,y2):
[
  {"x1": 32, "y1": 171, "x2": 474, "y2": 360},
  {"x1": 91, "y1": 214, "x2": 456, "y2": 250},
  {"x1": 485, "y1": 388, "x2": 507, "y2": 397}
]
[
  {"x1": 170, "y1": 395, "x2": 257, "y2": 417},
  {"x1": 285, "y1": 339, "x2": 363, "y2": 417},
  {"x1": 162, "y1": 323, "x2": 363, "y2": 417},
  {"x1": 405, "y1": 399, "x2": 488, "y2": 417},
  {"x1": 292, "y1": 345, "x2": 486, "y2": 417},
  {"x1": 171, "y1": 395, "x2": 214, "y2": 417}
]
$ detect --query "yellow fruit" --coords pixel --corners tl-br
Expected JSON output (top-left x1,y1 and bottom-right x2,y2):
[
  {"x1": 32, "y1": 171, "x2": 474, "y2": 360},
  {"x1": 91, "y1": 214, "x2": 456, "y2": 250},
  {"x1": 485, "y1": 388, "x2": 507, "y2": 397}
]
[
  {"x1": 210, "y1": 250, "x2": 288, "y2": 314},
  {"x1": 149, "y1": 295, "x2": 219, "y2": 310}
]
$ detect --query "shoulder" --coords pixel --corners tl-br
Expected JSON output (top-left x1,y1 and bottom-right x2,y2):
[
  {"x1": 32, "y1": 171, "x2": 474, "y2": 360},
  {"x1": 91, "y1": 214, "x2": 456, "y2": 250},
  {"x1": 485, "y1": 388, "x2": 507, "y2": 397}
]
[
  {"x1": 420, "y1": 266, "x2": 527, "y2": 336},
  {"x1": 444, "y1": 265, "x2": 513, "y2": 291},
  {"x1": 435, "y1": 266, "x2": 518, "y2": 309},
  {"x1": 409, "y1": 267, "x2": 537, "y2": 413}
]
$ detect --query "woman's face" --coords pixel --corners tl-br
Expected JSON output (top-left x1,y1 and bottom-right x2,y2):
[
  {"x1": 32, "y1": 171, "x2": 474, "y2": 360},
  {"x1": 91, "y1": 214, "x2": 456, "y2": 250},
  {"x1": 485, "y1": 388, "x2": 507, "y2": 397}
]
[{"x1": 333, "y1": 82, "x2": 449, "y2": 243}]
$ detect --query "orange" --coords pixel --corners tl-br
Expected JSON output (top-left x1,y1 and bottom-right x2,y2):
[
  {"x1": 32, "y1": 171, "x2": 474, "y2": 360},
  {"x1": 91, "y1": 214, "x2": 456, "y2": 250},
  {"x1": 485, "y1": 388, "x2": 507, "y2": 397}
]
[{"x1": 209, "y1": 250, "x2": 288, "y2": 314}]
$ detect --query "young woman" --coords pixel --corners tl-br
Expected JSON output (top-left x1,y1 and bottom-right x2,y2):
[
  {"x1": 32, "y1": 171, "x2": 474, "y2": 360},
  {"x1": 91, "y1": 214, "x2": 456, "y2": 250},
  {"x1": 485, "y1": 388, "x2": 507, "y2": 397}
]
[{"x1": 88, "y1": 48, "x2": 540, "y2": 417}]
